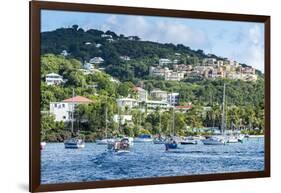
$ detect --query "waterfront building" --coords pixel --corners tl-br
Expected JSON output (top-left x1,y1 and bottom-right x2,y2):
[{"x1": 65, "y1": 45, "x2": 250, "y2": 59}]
[{"x1": 50, "y1": 96, "x2": 92, "y2": 122}]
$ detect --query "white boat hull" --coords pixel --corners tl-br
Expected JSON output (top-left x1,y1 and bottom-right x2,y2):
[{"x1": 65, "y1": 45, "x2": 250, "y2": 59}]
[
  {"x1": 133, "y1": 138, "x2": 153, "y2": 143},
  {"x1": 96, "y1": 138, "x2": 115, "y2": 145},
  {"x1": 64, "y1": 138, "x2": 85, "y2": 149},
  {"x1": 201, "y1": 137, "x2": 226, "y2": 145}
]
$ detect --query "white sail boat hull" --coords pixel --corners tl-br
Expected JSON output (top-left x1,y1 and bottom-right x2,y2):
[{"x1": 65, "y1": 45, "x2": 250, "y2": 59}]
[
  {"x1": 64, "y1": 138, "x2": 85, "y2": 149},
  {"x1": 201, "y1": 137, "x2": 226, "y2": 145}
]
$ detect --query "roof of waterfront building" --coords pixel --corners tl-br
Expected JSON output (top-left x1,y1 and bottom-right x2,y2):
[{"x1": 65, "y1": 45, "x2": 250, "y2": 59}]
[{"x1": 63, "y1": 96, "x2": 92, "y2": 103}]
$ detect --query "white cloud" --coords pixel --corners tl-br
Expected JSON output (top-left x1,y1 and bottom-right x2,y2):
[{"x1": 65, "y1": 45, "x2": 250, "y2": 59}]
[
  {"x1": 237, "y1": 24, "x2": 264, "y2": 72},
  {"x1": 100, "y1": 15, "x2": 210, "y2": 50}
]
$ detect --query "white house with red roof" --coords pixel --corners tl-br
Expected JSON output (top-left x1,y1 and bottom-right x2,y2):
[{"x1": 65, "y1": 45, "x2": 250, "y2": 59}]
[{"x1": 50, "y1": 96, "x2": 92, "y2": 122}]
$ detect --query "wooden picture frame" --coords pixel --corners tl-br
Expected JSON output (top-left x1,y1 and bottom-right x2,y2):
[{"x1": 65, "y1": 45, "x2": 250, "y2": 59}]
[{"x1": 30, "y1": 1, "x2": 270, "y2": 192}]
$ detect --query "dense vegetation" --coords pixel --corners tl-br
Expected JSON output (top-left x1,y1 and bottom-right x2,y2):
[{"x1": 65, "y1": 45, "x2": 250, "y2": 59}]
[
  {"x1": 41, "y1": 25, "x2": 263, "y2": 82},
  {"x1": 40, "y1": 54, "x2": 264, "y2": 142}
]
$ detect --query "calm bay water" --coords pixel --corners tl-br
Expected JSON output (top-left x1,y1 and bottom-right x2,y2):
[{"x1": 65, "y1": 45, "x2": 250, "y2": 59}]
[{"x1": 41, "y1": 138, "x2": 264, "y2": 184}]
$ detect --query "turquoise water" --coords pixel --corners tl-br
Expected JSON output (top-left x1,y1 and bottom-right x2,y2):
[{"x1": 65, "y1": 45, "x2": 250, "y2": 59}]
[{"x1": 41, "y1": 138, "x2": 264, "y2": 184}]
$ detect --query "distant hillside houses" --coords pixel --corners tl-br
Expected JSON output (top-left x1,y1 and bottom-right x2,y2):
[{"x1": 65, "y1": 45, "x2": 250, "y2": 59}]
[
  {"x1": 150, "y1": 56, "x2": 257, "y2": 81},
  {"x1": 159, "y1": 58, "x2": 172, "y2": 66}
]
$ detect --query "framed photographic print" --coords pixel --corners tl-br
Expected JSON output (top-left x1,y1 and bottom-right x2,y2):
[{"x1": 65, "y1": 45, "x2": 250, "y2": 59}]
[{"x1": 29, "y1": 1, "x2": 270, "y2": 192}]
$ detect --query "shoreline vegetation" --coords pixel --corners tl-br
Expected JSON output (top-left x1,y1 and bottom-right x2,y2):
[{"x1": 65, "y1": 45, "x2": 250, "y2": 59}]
[{"x1": 40, "y1": 25, "x2": 264, "y2": 143}]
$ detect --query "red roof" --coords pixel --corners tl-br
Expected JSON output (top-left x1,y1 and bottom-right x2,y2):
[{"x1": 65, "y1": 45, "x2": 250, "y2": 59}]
[
  {"x1": 175, "y1": 105, "x2": 192, "y2": 109},
  {"x1": 63, "y1": 96, "x2": 92, "y2": 103}
]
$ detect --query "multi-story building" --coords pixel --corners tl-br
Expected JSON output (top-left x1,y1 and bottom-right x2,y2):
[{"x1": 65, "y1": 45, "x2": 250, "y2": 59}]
[
  {"x1": 116, "y1": 97, "x2": 139, "y2": 109},
  {"x1": 167, "y1": 93, "x2": 179, "y2": 106},
  {"x1": 165, "y1": 71, "x2": 185, "y2": 81},
  {"x1": 133, "y1": 87, "x2": 148, "y2": 102},
  {"x1": 150, "y1": 89, "x2": 168, "y2": 101},
  {"x1": 146, "y1": 100, "x2": 171, "y2": 110},
  {"x1": 149, "y1": 66, "x2": 171, "y2": 77}
]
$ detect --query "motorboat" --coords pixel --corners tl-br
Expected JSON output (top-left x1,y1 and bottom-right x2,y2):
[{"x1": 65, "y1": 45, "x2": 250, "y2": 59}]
[
  {"x1": 64, "y1": 138, "x2": 85, "y2": 149},
  {"x1": 96, "y1": 138, "x2": 115, "y2": 145},
  {"x1": 134, "y1": 134, "x2": 153, "y2": 143},
  {"x1": 108, "y1": 137, "x2": 131, "y2": 153},
  {"x1": 180, "y1": 136, "x2": 198, "y2": 145},
  {"x1": 164, "y1": 137, "x2": 178, "y2": 150}
]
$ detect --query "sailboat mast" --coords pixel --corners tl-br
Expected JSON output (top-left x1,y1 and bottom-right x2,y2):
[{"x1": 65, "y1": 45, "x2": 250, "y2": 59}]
[
  {"x1": 159, "y1": 112, "x2": 162, "y2": 134},
  {"x1": 221, "y1": 84, "x2": 226, "y2": 135},
  {"x1": 105, "y1": 98, "x2": 108, "y2": 139},
  {"x1": 172, "y1": 106, "x2": 175, "y2": 136},
  {"x1": 71, "y1": 88, "x2": 74, "y2": 133}
]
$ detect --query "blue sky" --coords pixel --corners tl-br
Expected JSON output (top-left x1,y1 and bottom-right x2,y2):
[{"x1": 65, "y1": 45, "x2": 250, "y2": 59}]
[{"x1": 41, "y1": 10, "x2": 265, "y2": 72}]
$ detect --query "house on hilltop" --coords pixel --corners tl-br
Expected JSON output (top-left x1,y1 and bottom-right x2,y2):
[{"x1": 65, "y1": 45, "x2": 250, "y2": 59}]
[
  {"x1": 89, "y1": 57, "x2": 104, "y2": 64},
  {"x1": 45, "y1": 73, "x2": 64, "y2": 85}
]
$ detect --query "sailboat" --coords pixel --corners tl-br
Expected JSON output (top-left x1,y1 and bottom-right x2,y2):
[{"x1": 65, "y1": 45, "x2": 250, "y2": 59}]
[
  {"x1": 153, "y1": 111, "x2": 165, "y2": 144},
  {"x1": 64, "y1": 89, "x2": 85, "y2": 149},
  {"x1": 165, "y1": 106, "x2": 179, "y2": 150},
  {"x1": 202, "y1": 84, "x2": 227, "y2": 145},
  {"x1": 96, "y1": 102, "x2": 115, "y2": 145}
]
